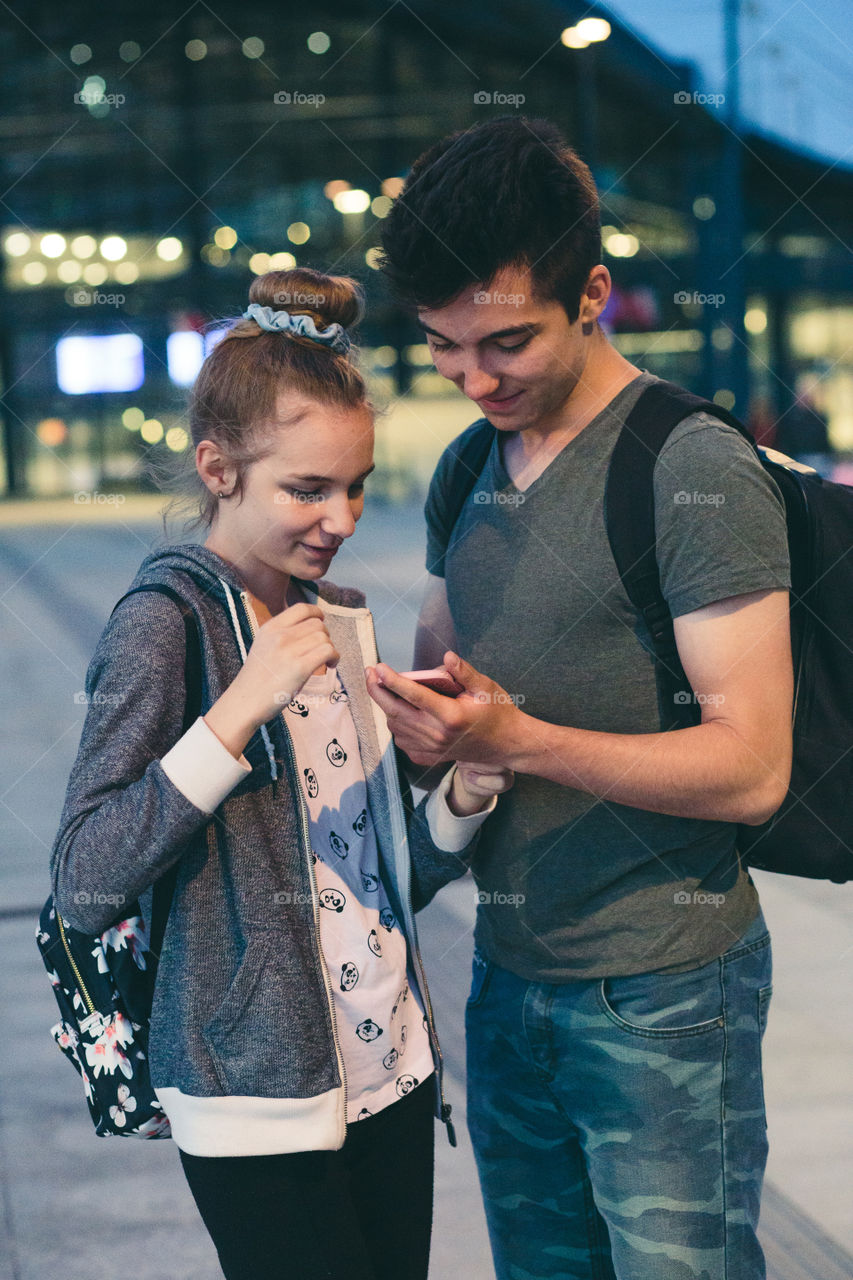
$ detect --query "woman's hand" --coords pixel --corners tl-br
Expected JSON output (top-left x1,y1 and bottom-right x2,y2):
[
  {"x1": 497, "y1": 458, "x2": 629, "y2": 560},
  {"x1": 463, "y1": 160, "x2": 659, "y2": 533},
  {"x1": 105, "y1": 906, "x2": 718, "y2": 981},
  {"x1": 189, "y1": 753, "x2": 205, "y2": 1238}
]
[
  {"x1": 447, "y1": 762, "x2": 515, "y2": 817},
  {"x1": 204, "y1": 604, "x2": 340, "y2": 758}
]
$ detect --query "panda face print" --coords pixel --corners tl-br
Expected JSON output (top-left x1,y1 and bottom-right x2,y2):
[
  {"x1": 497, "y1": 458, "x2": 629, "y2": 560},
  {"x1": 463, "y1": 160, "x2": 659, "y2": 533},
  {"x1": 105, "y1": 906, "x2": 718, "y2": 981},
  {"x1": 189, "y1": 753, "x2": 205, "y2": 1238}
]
[
  {"x1": 340, "y1": 962, "x2": 359, "y2": 992},
  {"x1": 383, "y1": 1048, "x2": 399, "y2": 1071},
  {"x1": 329, "y1": 831, "x2": 349, "y2": 860},
  {"x1": 356, "y1": 1018, "x2": 383, "y2": 1042},
  {"x1": 288, "y1": 698, "x2": 309, "y2": 718},
  {"x1": 352, "y1": 808, "x2": 368, "y2": 837},
  {"x1": 356, "y1": 1107, "x2": 372, "y2": 1121},
  {"x1": 400, "y1": 1024, "x2": 407, "y2": 1045},
  {"x1": 326, "y1": 739, "x2": 347, "y2": 767},
  {"x1": 379, "y1": 907, "x2": 395, "y2": 932},
  {"x1": 303, "y1": 768, "x2": 319, "y2": 799},
  {"x1": 396, "y1": 1075, "x2": 418, "y2": 1097},
  {"x1": 330, "y1": 687, "x2": 349, "y2": 704},
  {"x1": 367, "y1": 929, "x2": 382, "y2": 957},
  {"x1": 361, "y1": 872, "x2": 379, "y2": 894},
  {"x1": 319, "y1": 888, "x2": 346, "y2": 913}
]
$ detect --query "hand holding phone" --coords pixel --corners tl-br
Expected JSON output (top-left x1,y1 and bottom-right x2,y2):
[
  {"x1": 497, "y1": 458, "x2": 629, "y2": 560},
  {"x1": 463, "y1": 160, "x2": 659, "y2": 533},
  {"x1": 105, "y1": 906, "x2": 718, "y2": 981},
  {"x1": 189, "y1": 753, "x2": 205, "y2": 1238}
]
[{"x1": 396, "y1": 666, "x2": 465, "y2": 697}]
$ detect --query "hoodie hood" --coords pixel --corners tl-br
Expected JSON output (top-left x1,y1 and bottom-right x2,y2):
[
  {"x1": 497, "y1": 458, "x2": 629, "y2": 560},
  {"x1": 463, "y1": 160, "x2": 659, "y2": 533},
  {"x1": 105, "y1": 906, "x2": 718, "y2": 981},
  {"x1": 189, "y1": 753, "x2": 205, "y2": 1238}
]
[{"x1": 131, "y1": 542, "x2": 367, "y2": 611}]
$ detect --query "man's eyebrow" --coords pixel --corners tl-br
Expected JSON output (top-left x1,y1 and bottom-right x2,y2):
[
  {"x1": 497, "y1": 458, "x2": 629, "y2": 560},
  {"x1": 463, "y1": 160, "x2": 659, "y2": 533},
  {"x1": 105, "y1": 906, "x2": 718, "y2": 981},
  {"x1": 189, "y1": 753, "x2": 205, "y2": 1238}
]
[
  {"x1": 418, "y1": 321, "x2": 542, "y2": 341},
  {"x1": 285, "y1": 464, "x2": 376, "y2": 484}
]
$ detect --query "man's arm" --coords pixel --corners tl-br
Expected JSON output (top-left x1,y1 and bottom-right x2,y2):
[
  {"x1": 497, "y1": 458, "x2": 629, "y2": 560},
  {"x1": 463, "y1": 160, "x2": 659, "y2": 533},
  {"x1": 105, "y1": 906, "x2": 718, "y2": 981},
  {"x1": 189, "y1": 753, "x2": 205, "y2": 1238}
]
[{"x1": 366, "y1": 587, "x2": 793, "y2": 827}]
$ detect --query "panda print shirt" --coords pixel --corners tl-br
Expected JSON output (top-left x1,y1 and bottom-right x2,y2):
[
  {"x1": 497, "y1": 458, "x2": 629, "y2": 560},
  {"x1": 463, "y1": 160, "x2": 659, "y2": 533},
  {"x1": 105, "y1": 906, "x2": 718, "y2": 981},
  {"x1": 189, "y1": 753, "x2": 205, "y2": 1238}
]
[{"x1": 285, "y1": 665, "x2": 434, "y2": 1122}]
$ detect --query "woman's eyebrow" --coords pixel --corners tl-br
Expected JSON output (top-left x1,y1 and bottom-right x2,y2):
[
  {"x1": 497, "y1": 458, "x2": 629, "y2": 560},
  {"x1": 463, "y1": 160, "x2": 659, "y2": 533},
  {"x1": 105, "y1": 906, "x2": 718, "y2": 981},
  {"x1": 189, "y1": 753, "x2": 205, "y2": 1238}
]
[{"x1": 285, "y1": 464, "x2": 376, "y2": 484}]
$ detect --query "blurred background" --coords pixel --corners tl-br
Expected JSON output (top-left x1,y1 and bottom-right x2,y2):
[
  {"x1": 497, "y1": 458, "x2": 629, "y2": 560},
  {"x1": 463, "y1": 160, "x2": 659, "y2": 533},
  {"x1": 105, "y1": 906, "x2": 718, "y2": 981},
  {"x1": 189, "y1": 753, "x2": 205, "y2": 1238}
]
[
  {"x1": 2, "y1": 0, "x2": 853, "y2": 503},
  {"x1": 2, "y1": 3, "x2": 852, "y2": 1279}
]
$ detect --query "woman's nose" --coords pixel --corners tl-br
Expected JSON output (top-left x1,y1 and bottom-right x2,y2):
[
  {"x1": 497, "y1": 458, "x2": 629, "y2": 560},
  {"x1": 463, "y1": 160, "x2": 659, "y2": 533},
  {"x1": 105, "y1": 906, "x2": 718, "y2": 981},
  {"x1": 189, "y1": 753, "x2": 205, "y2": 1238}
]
[{"x1": 320, "y1": 494, "x2": 357, "y2": 540}]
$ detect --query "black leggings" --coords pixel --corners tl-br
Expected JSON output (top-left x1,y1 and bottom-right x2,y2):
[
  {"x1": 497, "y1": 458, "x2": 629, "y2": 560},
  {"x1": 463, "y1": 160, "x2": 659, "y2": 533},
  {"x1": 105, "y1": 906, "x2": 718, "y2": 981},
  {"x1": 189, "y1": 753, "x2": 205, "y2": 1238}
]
[{"x1": 178, "y1": 1078, "x2": 435, "y2": 1280}]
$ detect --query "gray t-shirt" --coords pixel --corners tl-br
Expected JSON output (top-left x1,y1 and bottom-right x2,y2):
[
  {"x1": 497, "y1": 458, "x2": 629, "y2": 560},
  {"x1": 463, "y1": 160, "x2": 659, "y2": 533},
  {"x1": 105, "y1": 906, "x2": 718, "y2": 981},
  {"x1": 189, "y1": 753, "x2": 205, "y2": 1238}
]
[{"x1": 425, "y1": 371, "x2": 791, "y2": 981}]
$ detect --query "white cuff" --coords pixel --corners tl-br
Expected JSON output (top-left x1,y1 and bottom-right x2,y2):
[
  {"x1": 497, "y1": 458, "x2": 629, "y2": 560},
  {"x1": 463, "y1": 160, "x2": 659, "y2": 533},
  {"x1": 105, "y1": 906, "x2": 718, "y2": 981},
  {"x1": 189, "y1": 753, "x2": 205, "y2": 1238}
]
[
  {"x1": 160, "y1": 716, "x2": 251, "y2": 814},
  {"x1": 425, "y1": 765, "x2": 497, "y2": 853}
]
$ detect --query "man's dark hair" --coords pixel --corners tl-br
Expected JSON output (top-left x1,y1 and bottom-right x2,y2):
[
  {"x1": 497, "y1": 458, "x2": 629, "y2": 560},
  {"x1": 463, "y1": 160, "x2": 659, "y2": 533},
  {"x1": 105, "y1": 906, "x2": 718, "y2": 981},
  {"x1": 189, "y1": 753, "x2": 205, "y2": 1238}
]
[{"x1": 378, "y1": 116, "x2": 601, "y2": 323}]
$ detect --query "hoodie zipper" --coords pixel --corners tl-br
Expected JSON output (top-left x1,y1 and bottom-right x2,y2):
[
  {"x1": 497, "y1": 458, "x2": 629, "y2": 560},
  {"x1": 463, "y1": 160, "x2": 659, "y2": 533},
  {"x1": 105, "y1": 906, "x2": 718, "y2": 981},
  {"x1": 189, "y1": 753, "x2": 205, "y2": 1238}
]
[
  {"x1": 238, "y1": 590, "x2": 348, "y2": 1141},
  {"x1": 354, "y1": 611, "x2": 456, "y2": 1146}
]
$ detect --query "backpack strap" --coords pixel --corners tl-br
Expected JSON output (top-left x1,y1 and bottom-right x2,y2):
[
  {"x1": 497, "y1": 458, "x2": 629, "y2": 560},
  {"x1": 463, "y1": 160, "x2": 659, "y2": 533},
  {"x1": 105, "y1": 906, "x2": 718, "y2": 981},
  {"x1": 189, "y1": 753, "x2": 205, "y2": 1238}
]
[
  {"x1": 604, "y1": 380, "x2": 758, "y2": 729},
  {"x1": 108, "y1": 583, "x2": 203, "y2": 963},
  {"x1": 437, "y1": 419, "x2": 497, "y2": 555}
]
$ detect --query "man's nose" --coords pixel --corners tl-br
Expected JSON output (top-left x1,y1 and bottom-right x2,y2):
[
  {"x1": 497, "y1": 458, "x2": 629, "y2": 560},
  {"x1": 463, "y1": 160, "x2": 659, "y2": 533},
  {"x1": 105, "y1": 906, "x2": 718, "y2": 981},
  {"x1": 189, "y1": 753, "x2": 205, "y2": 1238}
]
[{"x1": 460, "y1": 363, "x2": 501, "y2": 402}]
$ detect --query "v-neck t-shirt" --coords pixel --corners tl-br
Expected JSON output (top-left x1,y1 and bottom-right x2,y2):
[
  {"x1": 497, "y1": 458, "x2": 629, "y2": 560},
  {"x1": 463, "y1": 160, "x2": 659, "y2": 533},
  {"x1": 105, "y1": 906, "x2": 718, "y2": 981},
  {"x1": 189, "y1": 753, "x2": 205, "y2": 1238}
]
[{"x1": 424, "y1": 371, "x2": 791, "y2": 981}]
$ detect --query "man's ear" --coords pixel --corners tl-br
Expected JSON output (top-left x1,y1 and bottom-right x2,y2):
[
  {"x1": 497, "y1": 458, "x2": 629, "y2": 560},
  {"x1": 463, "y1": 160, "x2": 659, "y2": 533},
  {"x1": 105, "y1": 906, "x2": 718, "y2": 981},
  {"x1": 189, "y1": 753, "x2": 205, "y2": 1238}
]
[{"x1": 581, "y1": 263, "x2": 611, "y2": 327}]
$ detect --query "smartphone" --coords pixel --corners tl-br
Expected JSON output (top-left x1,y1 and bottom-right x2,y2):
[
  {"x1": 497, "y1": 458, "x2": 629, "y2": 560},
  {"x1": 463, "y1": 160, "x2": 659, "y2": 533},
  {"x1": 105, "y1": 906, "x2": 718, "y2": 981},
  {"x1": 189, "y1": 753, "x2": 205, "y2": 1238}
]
[{"x1": 397, "y1": 666, "x2": 464, "y2": 697}]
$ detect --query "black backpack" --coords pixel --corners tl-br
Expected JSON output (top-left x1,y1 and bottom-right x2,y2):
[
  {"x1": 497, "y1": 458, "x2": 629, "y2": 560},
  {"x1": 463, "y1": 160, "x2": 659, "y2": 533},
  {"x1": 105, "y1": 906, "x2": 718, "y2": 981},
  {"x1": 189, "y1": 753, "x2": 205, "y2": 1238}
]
[
  {"x1": 436, "y1": 379, "x2": 853, "y2": 884},
  {"x1": 36, "y1": 584, "x2": 202, "y2": 1137}
]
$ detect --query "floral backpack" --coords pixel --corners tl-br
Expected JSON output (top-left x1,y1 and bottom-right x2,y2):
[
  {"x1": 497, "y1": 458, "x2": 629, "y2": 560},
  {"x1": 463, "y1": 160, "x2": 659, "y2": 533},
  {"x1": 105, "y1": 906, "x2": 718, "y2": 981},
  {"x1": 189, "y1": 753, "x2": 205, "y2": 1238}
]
[{"x1": 36, "y1": 584, "x2": 201, "y2": 1138}]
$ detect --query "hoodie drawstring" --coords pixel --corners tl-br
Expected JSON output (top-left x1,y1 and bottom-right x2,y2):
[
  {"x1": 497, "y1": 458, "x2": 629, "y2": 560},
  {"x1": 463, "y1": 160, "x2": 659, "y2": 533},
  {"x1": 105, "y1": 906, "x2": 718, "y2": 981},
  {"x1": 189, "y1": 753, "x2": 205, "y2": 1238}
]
[{"x1": 218, "y1": 577, "x2": 279, "y2": 781}]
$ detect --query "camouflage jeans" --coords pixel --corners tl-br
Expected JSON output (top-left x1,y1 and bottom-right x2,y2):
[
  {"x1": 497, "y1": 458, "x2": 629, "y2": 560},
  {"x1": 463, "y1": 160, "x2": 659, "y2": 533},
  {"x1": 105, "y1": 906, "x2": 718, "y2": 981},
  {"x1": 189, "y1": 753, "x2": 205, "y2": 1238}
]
[{"x1": 466, "y1": 908, "x2": 773, "y2": 1280}]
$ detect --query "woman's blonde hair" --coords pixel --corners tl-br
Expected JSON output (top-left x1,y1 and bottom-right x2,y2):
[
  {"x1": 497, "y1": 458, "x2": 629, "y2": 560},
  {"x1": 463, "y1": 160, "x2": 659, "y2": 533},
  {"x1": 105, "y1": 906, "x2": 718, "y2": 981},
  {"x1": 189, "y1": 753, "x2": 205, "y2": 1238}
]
[{"x1": 155, "y1": 267, "x2": 372, "y2": 535}]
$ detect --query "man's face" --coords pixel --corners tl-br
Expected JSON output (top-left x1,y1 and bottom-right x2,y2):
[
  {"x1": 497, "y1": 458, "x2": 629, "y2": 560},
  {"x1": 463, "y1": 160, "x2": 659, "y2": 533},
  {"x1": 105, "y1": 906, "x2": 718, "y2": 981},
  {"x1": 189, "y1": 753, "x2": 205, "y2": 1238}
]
[{"x1": 417, "y1": 264, "x2": 603, "y2": 433}]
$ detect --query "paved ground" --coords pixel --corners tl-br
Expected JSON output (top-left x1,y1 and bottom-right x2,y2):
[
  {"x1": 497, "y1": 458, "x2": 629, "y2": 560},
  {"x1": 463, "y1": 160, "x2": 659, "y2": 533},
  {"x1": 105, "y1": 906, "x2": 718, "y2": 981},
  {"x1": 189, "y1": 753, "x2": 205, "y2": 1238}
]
[{"x1": 1, "y1": 498, "x2": 851, "y2": 1279}]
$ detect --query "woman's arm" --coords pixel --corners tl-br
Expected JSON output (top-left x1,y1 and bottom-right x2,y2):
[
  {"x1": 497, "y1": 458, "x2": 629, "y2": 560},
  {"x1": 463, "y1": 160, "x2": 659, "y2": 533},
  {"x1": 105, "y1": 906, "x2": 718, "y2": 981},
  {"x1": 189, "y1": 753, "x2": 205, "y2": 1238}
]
[{"x1": 50, "y1": 592, "x2": 218, "y2": 933}]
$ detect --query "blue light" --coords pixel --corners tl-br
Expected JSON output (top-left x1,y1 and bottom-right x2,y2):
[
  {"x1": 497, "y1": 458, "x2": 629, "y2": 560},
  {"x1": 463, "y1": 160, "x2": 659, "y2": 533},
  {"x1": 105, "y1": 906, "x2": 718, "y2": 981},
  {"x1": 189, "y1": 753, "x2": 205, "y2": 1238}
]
[
  {"x1": 57, "y1": 334, "x2": 144, "y2": 394},
  {"x1": 167, "y1": 331, "x2": 205, "y2": 386}
]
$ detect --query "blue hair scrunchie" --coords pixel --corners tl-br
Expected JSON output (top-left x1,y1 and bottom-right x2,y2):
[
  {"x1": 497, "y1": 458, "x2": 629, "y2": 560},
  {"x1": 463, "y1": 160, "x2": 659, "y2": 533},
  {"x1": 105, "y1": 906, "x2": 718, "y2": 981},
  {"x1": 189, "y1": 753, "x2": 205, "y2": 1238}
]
[{"x1": 243, "y1": 302, "x2": 351, "y2": 356}]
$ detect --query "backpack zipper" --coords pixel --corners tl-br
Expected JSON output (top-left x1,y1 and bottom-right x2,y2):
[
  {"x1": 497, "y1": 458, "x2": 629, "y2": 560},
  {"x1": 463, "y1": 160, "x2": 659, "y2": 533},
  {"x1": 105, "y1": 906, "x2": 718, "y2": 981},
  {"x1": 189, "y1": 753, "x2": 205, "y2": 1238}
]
[
  {"x1": 56, "y1": 913, "x2": 95, "y2": 1013},
  {"x1": 239, "y1": 590, "x2": 348, "y2": 1138},
  {"x1": 56, "y1": 911, "x2": 108, "y2": 1035}
]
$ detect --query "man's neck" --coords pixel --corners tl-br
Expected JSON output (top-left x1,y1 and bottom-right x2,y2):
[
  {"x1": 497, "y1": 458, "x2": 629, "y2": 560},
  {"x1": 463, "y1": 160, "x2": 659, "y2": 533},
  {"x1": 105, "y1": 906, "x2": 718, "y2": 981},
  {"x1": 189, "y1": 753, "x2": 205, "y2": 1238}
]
[
  {"x1": 505, "y1": 342, "x2": 642, "y2": 490},
  {"x1": 537, "y1": 342, "x2": 641, "y2": 444}
]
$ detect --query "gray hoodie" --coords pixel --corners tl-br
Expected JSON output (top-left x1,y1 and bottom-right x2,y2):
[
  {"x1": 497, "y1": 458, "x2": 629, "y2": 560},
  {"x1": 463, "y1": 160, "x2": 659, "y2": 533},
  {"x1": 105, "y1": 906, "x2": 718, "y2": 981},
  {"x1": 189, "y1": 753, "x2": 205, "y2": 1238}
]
[{"x1": 49, "y1": 543, "x2": 478, "y2": 1153}]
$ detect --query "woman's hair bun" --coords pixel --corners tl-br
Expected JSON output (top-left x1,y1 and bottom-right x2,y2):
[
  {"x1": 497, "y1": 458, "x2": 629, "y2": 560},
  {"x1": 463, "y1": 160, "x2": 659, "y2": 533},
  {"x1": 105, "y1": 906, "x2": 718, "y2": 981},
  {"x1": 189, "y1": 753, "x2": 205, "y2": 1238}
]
[{"x1": 248, "y1": 267, "x2": 363, "y2": 332}]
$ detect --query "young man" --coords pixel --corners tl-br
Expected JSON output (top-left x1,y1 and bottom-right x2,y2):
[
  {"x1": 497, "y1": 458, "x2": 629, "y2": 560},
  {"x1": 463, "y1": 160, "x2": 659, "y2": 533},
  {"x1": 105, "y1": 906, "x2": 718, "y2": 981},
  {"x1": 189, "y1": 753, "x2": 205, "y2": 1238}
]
[{"x1": 368, "y1": 117, "x2": 793, "y2": 1280}]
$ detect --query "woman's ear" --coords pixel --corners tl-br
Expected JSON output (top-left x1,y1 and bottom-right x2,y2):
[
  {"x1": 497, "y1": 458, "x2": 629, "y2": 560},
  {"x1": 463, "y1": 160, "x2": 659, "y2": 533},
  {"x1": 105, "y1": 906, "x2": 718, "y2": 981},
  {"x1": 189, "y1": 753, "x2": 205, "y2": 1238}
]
[{"x1": 196, "y1": 440, "x2": 237, "y2": 497}]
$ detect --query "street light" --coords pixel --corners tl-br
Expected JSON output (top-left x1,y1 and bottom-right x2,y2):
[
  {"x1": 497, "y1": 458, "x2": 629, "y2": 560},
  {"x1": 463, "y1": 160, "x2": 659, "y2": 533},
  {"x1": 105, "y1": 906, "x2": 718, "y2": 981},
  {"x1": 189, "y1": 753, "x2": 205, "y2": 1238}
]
[
  {"x1": 560, "y1": 18, "x2": 611, "y2": 48},
  {"x1": 560, "y1": 19, "x2": 611, "y2": 171}
]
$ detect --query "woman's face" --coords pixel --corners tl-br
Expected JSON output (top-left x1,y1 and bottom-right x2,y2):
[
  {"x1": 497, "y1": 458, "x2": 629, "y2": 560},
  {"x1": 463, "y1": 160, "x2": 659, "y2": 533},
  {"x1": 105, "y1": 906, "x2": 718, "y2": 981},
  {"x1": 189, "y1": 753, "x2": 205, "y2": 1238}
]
[{"x1": 203, "y1": 393, "x2": 375, "y2": 583}]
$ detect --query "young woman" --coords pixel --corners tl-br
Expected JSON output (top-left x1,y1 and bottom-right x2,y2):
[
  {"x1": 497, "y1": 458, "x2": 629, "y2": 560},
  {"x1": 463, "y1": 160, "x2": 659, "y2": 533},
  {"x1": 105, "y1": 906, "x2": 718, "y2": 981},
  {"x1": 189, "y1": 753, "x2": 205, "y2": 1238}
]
[{"x1": 49, "y1": 268, "x2": 508, "y2": 1280}]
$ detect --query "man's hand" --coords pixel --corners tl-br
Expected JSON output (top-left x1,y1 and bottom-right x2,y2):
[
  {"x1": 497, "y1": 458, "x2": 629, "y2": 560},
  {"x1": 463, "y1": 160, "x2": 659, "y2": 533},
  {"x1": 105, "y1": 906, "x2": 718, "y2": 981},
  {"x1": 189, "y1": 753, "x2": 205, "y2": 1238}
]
[{"x1": 365, "y1": 651, "x2": 523, "y2": 768}]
